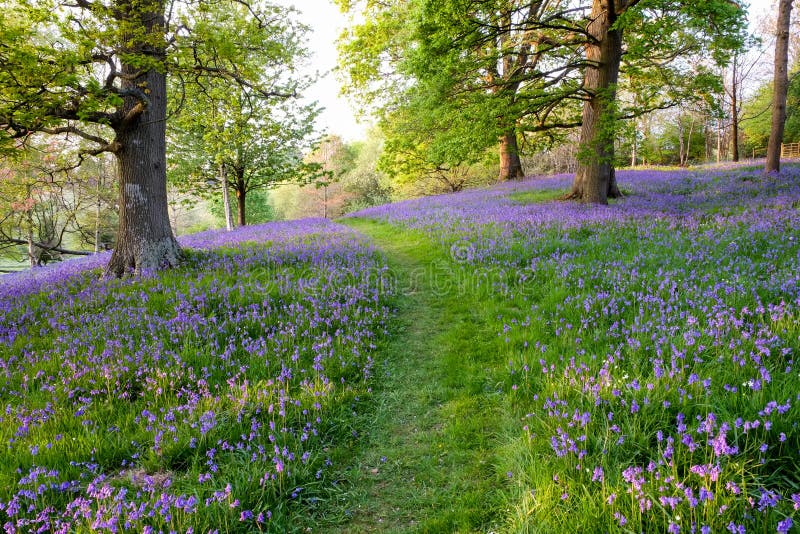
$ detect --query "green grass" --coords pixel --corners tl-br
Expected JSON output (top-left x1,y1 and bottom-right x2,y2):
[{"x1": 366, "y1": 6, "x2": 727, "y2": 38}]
[
  {"x1": 6, "y1": 170, "x2": 800, "y2": 532},
  {"x1": 309, "y1": 203, "x2": 800, "y2": 532},
  {"x1": 307, "y1": 218, "x2": 516, "y2": 533},
  {"x1": 508, "y1": 188, "x2": 566, "y2": 204},
  {"x1": 507, "y1": 186, "x2": 633, "y2": 205}
]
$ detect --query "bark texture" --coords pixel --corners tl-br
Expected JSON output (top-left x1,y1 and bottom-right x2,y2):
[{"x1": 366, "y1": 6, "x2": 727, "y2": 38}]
[
  {"x1": 220, "y1": 164, "x2": 234, "y2": 231},
  {"x1": 567, "y1": 0, "x2": 626, "y2": 204},
  {"x1": 106, "y1": 0, "x2": 180, "y2": 276},
  {"x1": 731, "y1": 71, "x2": 739, "y2": 161},
  {"x1": 730, "y1": 59, "x2": 740, "y2": 162},
  {"x1": 766, "y1": 0, "x2": 793, "y2": 173},
  {"x1": 236, "y1": 189, "x2": 247, "y2": 227},
  {"x1": 498, "y1": 129, "x2": 525, "y2": 181},
  {"x1": 226, "y1": 167, "x2": 248, "y2": 226}
]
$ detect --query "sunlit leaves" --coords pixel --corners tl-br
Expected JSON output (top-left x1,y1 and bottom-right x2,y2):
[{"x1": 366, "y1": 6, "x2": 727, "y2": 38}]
[
  {"x1": 167, "y1": 2, "x2": 320, "y2": 221},
  {"x1": 339, "y1": 0, "x2": 747, "y2": 181}
]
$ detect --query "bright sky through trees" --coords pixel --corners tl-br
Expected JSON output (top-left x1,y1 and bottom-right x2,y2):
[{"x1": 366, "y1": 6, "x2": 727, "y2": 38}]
[{"x1": 277, "y1": 0, "x2": 370, "y2": 141}]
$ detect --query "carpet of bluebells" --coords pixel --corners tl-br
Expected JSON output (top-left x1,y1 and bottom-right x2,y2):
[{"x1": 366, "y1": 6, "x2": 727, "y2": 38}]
[
  {"x1": 0, "y1": 219, "x2": 391, "y2": 532},
  {"x1": 351, "y1": 164, "x2": 800, "y2": 533}
]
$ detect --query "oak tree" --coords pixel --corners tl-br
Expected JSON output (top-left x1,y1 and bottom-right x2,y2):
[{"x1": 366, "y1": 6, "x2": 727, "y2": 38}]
[
  {"x1": 168, "y1": 5, "x2": 320, "y2": 228},
  {"x1": 534, "y1": 0, "x2": 746, "y2": 202},
  {"x1": 0, "y1": 0, "x2": 307, "y2": 275},
  {"x1": 338, "y1": 0, "x2": 746, "y2": 203}
]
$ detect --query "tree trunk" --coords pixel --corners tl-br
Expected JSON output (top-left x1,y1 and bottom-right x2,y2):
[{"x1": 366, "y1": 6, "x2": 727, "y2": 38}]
[
  {"x1": 498, "y1": 128, "x2": 525, "y2": 181},
  {"x1": 766, "y1": 0, "x2": 793, "y2": 173},
  {"x1": 220, "y1": 164, "x2": 234, "y2": 231},
  {"x1": 494, "y1": 9, "x2": 525, "y2": 183},
  {"x1": 236, "y1": 188, "x2": 247, "y2": 226},
  {"x1": 685, "y1": 115, "x2": 694, "y2": 166},
  {"x1": 106, "y1": 0, "x2": 180, "y2": 276},
  {"x1": 730, "y1": 59, "x2": 739, "y2": 162},
  {"x1": 567, "y1": 0, "x2": 624, "y2": 204},
  {"x1": 26, "y1": 209, "x2": 36, "y2": 268}
]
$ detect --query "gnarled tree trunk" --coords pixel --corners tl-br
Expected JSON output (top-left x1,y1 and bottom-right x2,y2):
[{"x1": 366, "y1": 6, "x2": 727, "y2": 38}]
[
  {"x1": 766, "y1": 0, "x2": 793, "y2": 173},
  {"x1": 106, "y1": 0, "x2": 180, "y2": 276},
  {"x1": 498, "y1": 128, "x2": 525, "y2": 181},
  {"x1": 566, "y1": 0, "x2": 625, "y2": 204}
]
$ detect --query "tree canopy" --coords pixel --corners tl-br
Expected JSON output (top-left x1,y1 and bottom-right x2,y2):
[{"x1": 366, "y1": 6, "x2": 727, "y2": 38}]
[
  {"x1": 167, "y1": 4, "x2": 320, "y2": 227},
  {"x1": 338, "y1": 0, "x2": 746, "y2": 201},
  {"x1": 0, "y1": 0, "x2": 313, "y2": 274}
]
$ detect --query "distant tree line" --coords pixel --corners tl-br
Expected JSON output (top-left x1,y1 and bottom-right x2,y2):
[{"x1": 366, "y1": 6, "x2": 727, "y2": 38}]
[{"x1": 0, "y1": 0, "x2": 795, "y2": 274}]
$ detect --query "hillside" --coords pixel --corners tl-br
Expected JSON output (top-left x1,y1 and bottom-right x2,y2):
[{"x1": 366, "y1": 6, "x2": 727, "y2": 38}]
[{"x1": 1, "y1": 164, "x2": 799, "y2": 532}]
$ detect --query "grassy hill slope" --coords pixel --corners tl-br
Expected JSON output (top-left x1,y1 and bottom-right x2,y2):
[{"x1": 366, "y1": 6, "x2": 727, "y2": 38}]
[
  {"x1": 332, "y1": 164, "x2": 800, "y2": 533},
  {"x1": 2, "y1": 164, "x2": 799, "y2": 533}
]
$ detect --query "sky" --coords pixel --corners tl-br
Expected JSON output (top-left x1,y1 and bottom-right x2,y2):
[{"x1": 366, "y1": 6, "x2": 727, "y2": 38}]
[
  {"x1": 279, "y1": 1, "x2": 369, "y2": 142},
  {"x1": 285, "y1": 0, "x2": 778, "y2": 143}
]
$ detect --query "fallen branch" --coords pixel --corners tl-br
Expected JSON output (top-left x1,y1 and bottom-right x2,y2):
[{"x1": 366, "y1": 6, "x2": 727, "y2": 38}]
[{"x1": 1, "y1": 237, "x2": 94, "y2": 256}]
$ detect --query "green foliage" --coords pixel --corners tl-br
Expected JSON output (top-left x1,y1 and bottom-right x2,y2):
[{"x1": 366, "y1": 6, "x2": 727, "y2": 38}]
[
  {"x1": 166, "y1": 1, "x2": 320, "y2": 224},
  {"x1": 339, "y1": 135, "x2": 394, "y2": 212},
  {"x1": 0, "y1": 0, "x2": 323, "y2": 272},
  {"x1": 338, "y1": 0, "x2": 747, "y2": 183},
  {"x1": 632, "y1": 110, "x2": 710, "y2": 166},
  {"x1": 270, "y1": 136, "x2": 373, "y2": 220},
  {"x1": 338, "y1": 0, "x2": 579, "y2": 177},
  {"x1": 741, "y1": 68, "x2": 800, "y2": 150},
  {"x1": 0, "y1": 0, "x2": 314, "y2": 193},
  {"x1": 209, "y1": 190, "x2": 276, "y2": 226},
  {"x1": 0, "y1": 0, "x2": 160, "y2": 144}
]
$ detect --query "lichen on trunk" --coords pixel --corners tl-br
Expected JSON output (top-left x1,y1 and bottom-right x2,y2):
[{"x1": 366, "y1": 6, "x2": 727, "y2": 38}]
[
  {"x1": 106, "y1": 109, "x2": 182, "y2": 275},
  {"x1": 105, "y1": 0, "x2": 181, "y2": 276}
]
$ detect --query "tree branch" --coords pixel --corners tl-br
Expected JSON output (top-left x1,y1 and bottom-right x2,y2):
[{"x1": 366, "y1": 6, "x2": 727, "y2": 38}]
[
  {"x1": 39, "y1": 125, "x2": 110, "y2": 147},
  {"x1": 0, "y1": 236, "x2": 93, "y2": 256},
  {"x1": 64, "y1": 0, "x2": 95, "y2": 9},
  {"x1": 520, "y1": 120, "x2": 583, "y2": 132},
  {"x1": 189, "y1": 65, "x2": 298, "y2": 99}
]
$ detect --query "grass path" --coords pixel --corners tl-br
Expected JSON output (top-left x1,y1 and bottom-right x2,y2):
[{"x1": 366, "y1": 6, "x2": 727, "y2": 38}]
[{"x1": 315, "y1": 218, "x2": 515, "y2": 533}]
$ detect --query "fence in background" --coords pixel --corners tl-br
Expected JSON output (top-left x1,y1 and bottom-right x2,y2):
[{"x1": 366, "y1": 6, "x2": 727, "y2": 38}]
[{"x1": 781, "y1": 142, "x2": 800, "y2": 158}]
